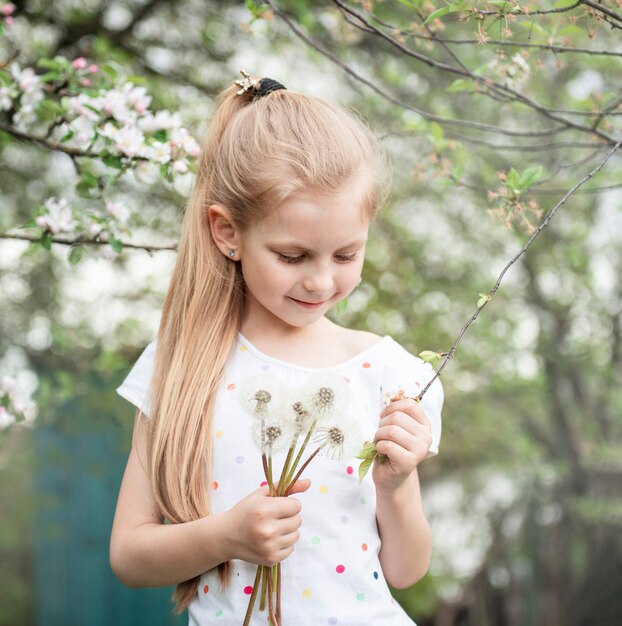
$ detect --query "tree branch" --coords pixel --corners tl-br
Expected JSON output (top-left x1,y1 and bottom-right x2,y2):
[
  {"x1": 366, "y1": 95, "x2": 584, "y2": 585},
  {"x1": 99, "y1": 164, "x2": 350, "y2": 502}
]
[
  {"x1": 0, "y1": 231, "x2": 177, "y2": 253},
  {"x1": 265, "y1": 0, "x2": 568, "y2": 139},
  {"x1": 414, "y1": 139, "x2": 622, "y2": 401},
  {"x1": 331, "y1": 0, "x2": 617, "y2": 145}
]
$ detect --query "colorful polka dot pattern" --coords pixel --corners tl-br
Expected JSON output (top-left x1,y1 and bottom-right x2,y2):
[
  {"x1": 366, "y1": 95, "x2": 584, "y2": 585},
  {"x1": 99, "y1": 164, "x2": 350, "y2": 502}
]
[{"x1": 184, "y1": 340, "x2": 428, "y2": 623}]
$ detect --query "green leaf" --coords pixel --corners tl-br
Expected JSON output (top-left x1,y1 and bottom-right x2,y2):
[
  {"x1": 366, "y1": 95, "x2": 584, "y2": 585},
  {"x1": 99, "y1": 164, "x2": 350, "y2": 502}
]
[
  {"x1": 60, "y1": 129, "x2": 75, "y2": 143},
  {"x1": 108, "y1": 236, "x2": 123, "y2": 254},
  {"x1": 152, "y1": 129, "x2": 168, "y2": 142},
  {"x1": 356, "y1": 441, "x2": 378, "y2": 460},
  {"x1": 419, "y1": 350, "x2": 442, "y2": 367},
  {"x1": 40, "y1": 232, "x2": 52, "y2": 250},
  {"x1": 102, "y1": 155, "x2": 123, "y2": 169},
  {"x1": 36, "y1": 99, "x2": 65, "y2": 121},
  {"x1": 518, "y1": 165, "x2": 544, "y2": 191},
  {"x1": 67, "y1": 246, "x2": 85, "y2": 265},
  {"x1": 446, "y1": 79, "x2": 474, "y2": 93},
  {"x1": 37, "y1": 57, "x2": 66, "y2": 72},
  {"x1": 358, "y1": 455, "x2": 375, "y2": 484},
  {"x1": 554, "y1": 0, "x2": 578, "y2": 8},
  {"x1": 80, "y1": 172, "x2": 99, "y2": 189},
  {"x1": 334, "y1": 298, "x2": 348, "y2": 316},
  {"x1": 423, "y1": 4, "x2": 464, "y2": 24}
]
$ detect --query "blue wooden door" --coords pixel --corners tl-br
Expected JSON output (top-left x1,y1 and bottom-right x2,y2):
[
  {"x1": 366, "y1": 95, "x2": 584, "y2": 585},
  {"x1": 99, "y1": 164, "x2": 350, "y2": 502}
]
[{"x1": 34, "y1": 372, "x2": 186, "y2": 626}]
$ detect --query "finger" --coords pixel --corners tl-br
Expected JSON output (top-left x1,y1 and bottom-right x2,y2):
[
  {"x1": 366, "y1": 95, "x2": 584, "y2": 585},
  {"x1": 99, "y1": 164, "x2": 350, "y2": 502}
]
[
  {"x1": 375, "y1": 424, "x2": 422, "y2": 452},
  {"x1": 272, "y1": 496, "x2": 304, "y2": 519},
  {"x1": 379, "y1": 411, "x2": 431, "y2": 436},
  {"x1": 375, "y1": 439, "x2": 421, "y2": 466},
  {"x1": 284, "y1": 479, "x2": 311, "y2": 496},
  {"x1": 380, "y1": 399, "x2": 429, "y2": 426}
]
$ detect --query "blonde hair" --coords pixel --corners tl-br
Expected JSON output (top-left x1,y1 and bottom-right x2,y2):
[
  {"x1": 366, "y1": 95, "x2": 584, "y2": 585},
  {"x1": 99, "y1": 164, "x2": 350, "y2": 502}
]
[{"x1": 146, "y1": 79, "x2": 390, "y2": 613}]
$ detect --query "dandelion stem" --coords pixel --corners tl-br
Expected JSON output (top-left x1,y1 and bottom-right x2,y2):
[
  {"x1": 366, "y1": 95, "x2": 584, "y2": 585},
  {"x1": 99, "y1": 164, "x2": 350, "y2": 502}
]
[
  {"x1": 288, "y1": 444, "x2": 324, "y2": 490},
  {"x1": 276, "y1": 562, "x2": 282, "y2": 623},
  {"x1": 262, "y1": 453, "x2": 274, "y2": 495},
  {"x1": 267, "y1": 564, "x2": 278, "y2": 625},
  {"x1": 277, "y1": 444, "x2": 296, "y2": 496},
  {"x1": 243, "y1": 565, "x2": 262, "y2": 626},
  {"x1": 283, "y1": 418, "x2": 318, "y2": 486},
  {"x1": 259, "y1": 565, "x2": 268, "y2": 612}
]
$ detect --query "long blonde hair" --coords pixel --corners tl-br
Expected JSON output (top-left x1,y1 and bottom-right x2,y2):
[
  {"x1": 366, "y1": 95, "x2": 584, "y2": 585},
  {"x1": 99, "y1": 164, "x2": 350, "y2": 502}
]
[{"x1": 146, "y1": 78, "x2": 390, "y2": 613}]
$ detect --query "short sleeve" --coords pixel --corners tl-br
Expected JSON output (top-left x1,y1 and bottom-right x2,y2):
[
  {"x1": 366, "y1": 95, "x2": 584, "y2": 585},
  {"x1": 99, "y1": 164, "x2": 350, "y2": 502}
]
[
  {"x1": 380, "y1": 341, "x2": 444, "y2": 457},
  {"x1": 116, "y1": 340, "x2": 157, "y2": 418}
]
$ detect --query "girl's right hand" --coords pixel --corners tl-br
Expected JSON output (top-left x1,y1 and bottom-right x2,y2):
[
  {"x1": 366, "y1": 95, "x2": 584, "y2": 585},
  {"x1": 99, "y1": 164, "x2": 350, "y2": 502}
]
[{"x1": 223, "y1": 479, "x2": 311, "y2": 567}]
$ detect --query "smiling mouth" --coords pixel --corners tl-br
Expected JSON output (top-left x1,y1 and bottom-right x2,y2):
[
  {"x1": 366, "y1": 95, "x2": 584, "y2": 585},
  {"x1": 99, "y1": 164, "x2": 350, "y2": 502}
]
[{"x1": 289, "y1": 297, "x2": 329, "y2": 309}]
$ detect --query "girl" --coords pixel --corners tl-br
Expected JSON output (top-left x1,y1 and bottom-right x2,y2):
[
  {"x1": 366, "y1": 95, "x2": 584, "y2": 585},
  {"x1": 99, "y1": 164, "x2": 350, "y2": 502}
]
[{"x1": 111, "y1": 71, "x2": 443, "y2": 625}]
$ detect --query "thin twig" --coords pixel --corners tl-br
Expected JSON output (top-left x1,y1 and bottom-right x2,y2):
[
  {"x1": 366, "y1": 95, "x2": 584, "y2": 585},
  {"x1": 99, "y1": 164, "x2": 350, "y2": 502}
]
[
  {"x1": 0, "y1": 231, "x2": 178, "y2": 252},
  {"x1": 330, "y1": 0, "x2": 616, "y2": 145},
  {"x1": 264, "y1": 0, "x2": 567, "y2": 139},
  {"x1": 415, "y1": 139, "x2": 622, "y2": 401}
]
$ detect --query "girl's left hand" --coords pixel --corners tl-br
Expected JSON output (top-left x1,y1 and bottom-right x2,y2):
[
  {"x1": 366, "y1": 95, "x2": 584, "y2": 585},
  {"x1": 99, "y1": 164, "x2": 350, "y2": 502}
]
[{"x1": 372, "y1": 398, "x2": 432, "y2": 494}]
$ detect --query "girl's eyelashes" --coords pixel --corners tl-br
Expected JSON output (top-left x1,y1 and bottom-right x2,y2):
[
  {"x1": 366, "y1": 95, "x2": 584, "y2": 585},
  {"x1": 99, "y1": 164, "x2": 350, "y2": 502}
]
[
  {"x1": 276, "y1": 253, "x2": 358, "y2": 264},
  {"x1": 335, "y1": 253, "x2": 357, "y2": 263},
  {"x1": 277, "y1": 253, "x2": 305, "y2": 264}
]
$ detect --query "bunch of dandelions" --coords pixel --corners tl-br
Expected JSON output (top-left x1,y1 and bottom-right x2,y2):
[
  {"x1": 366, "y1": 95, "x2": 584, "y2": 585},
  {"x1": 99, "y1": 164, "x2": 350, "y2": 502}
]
[{"x1": 238, "y1": 374, "x2": 359, "y2": 626}]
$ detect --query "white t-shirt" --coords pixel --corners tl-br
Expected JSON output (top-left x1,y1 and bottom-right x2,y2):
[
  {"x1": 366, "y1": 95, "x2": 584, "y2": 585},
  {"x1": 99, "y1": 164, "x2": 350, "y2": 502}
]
[{"x1": 116, "y1": 333, "x2": 443, "y2": 626}]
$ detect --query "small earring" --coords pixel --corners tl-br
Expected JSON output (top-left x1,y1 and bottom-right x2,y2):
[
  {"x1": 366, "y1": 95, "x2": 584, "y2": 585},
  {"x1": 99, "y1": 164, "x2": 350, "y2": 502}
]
[{"x1": 228, "y1": 249, "x2": 235, "y2": 259}]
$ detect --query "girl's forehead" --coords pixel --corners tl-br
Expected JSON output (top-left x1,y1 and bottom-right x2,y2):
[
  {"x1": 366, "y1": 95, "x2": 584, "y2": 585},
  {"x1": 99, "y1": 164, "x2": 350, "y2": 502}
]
[{"x1": 257, "y1": 191, "x2": 371, "y2": 237}]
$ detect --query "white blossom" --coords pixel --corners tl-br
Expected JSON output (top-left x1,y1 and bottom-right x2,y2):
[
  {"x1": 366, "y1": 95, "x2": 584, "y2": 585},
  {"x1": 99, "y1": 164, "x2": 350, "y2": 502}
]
[
  {"x1": 105, "y1": 201, "x2": 130, "y2": 226},
  {"x1": 0, "y1": 86, "x2": 15, "y2": 111},
  {"x1": 101, "y1": 88, "x2": 132, "y2": 123},
  {"x1": 38, "y1": 197, "x2": 78, "y2": 234},
  {"x1": 0, "y1": 406, "x2": 16, "y2": 430},
  {"x1": 1, "y1": 376, "x2": 17, "y2": 395},
  {"x1": 69, "y1": 115, "x2": 97, "y2": 146},
  {"x1": 122, "y1": 82, "x2": 152, "y2": 114},
  {"x1": 172, "y1": 159, "x2": 189, "y2": 173},
  {"x1": 69, "y1": 93, "x2": 102, "y2": 122},
  {"x1": 171, "y1": 127, "x2": 200, "y2": 157},
  {"x1": 13, "y1": 104, "x2": 39, "y2": 130},
  {"x1": 139, "y1": 110, "x2": 181, "y2": 132},
  {"x1": 10, "y1": 63, "x2": 40, "y2": 93},
  {"x1": 114, "y1": 124, "x2": 145, "y2": 157},
  {"x1": 144, "y1": 140, "x2": 172, "y2": 164}
]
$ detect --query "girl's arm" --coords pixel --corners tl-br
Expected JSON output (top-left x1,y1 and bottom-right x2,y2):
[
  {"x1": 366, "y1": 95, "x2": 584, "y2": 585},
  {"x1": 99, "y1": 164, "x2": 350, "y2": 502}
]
[
  {"x1": 110, "y1": 410, "x2": 309, "y2": 588},
  {"x1": 372, "y1": 398, "x2": 434, "y2": 589}
]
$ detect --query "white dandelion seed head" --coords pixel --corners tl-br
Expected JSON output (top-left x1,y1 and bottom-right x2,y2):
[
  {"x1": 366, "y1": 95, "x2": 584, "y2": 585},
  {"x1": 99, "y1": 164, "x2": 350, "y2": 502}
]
[
  {"x1": 301, "y1": 373, "x2": 350, "y2": 422},
  {"x1": 274, "y1": 390, "x2": 315, "y2": 443},
  {"x1": 315, "y1": 411, "x2": 365, "y2": 461},
  {"x1": 238, "y1": 374, "x2": 283, "y2": 418},
  {"x1": 252, "y1": 414, "x2": 289, "y2": 454}
]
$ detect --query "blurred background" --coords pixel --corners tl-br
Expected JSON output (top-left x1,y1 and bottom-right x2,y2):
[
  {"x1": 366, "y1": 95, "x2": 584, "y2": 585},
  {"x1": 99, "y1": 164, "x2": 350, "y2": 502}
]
[{"x1": 1, "y1": 1, "x2": 621, "y2": 625}]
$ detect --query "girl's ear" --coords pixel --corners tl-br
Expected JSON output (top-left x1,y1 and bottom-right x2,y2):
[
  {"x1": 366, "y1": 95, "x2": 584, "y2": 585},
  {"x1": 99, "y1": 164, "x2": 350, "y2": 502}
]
[{"x1": 208, "y1": 204, "x2": 241, "y2": 259}]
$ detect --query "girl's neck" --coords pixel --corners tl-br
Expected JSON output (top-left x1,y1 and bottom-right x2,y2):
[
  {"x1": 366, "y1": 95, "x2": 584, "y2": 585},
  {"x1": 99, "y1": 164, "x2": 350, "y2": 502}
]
[{"x1": 239, "y1": 315, "x2": 382, "y2": 369}]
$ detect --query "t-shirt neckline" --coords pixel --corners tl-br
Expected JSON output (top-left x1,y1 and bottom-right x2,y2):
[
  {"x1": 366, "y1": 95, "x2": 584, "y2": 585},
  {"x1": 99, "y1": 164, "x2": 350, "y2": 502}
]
[{"x1": 237, "y1": 332, "x2": 391, "y2": 372}]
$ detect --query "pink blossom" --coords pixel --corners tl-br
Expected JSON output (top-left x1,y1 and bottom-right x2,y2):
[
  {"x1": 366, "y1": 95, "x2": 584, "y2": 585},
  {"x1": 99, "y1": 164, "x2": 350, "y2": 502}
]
[
  {"x1": 1, "y1": 4, "x2": 15, "y2": 17},
  {"x1": 88, "y1": 64, "x2": 99, "y2": 74},
  {"x1": 81, "y1": 78, "x2": 91, "y2": 87},
  {"x1": 72, "y1": 57, "x2": 88, "y2": 70},
  {"x1": 5, "y1": 15, "x2": 12, "y2": 24}
]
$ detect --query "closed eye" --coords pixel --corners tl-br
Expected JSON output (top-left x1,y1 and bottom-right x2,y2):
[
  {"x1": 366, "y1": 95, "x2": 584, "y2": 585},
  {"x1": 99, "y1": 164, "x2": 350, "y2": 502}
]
[
  {"x1": 277, "y1": 253, "x2": 305, "y2": 264},
  {"x1": 335, "y1": 253, "x2": 358, "y2": 263}
]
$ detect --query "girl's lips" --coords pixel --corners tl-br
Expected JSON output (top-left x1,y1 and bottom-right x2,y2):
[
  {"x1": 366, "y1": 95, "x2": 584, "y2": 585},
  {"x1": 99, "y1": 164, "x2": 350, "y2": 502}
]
[{"x1": 289, "y1": 297, "x2": 328, "y2": 309}]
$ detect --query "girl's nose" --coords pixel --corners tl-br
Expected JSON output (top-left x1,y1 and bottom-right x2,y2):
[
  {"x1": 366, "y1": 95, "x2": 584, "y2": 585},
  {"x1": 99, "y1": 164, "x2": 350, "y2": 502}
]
[{"x1": 303, "y1": 264, "x2": 334, "y2": 294}]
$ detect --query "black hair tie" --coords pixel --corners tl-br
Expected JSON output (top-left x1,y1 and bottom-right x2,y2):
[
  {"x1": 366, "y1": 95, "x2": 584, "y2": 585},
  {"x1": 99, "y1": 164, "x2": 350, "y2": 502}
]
[{"x1": 235, "y1": 70, "x2": 287, "y2": 101}]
